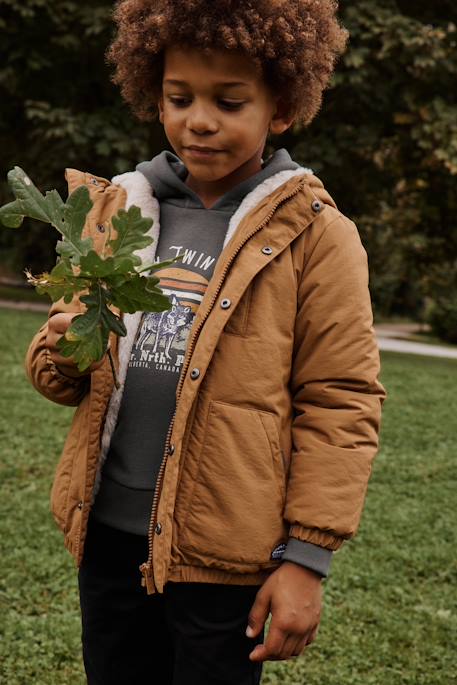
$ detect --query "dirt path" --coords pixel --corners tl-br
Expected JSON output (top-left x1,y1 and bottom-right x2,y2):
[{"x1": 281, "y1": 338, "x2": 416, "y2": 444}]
[
  {"x1": 0, "y1": 298, "x2": 49, "y2": 313},
  {"x1": 375, "y1": 324, "x2": 457, "y2": 360}
]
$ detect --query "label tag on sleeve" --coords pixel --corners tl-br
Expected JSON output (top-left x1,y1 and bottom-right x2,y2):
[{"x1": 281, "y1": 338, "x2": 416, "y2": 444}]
[{"x1": 270, "y1": 543, "x2": 287, "y2": 560}]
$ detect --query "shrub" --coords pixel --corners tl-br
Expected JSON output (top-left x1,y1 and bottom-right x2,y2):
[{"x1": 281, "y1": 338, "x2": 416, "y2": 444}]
[{"x1": 427, "y1": 295, "x2": 457, "y2": 343}]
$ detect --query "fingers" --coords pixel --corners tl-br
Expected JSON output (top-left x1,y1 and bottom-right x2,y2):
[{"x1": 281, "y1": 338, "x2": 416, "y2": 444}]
[
  {"x1": 48, "y1": 312, "x2": 79, "y2": 335},
  {"x1": 281, "y1": 634, "x2": 301, "y2": 659},
  {"x1": 249, "y1": 618, "x2": 320, "y2": 662},
  {"x1": 307, "y1": 624, "x2": 319, "y2": 645},
  {"x1": 44, "y1": 311, "x2": 110, "y2": 379},
  {"x1": 46, "y1": 314, "x2": 76, "y2": 369},
  {"x1": 284, "y1": 624, "x2": 319, "y2": 659},
  {"x1": 246, "y1": 586, "x2": 270, "y2": 639},
  {"x1": 46, "y1": 312, "x2": 105, "y2": 376},
  {"x1": 249, "y1": 624, "x2": 286, "y2": 662}
]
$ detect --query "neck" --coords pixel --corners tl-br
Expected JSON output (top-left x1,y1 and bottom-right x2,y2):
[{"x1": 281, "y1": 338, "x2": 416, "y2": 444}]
[{"x1": 185, "y1": 151, "x2": 265, "y2": 209}]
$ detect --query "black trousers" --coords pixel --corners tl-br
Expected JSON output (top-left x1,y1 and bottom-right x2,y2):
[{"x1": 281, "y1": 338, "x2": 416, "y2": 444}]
[{"x1": 78, "y1": 517, "x2": 264, "y2": 685}]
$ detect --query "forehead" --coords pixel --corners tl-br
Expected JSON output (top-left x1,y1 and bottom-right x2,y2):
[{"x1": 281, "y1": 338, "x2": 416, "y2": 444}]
[{"x1": 162, "y1": 46, "x2": 263, "y2": 88}]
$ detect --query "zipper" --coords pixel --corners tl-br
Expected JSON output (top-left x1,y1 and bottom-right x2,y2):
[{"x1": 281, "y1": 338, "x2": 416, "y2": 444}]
[
  {"x1": 139, "y1": 176, "x2": 307, "y2": 592},
  {"x1": 140, "y1": 409, "x2": 176, "y2": 592}
]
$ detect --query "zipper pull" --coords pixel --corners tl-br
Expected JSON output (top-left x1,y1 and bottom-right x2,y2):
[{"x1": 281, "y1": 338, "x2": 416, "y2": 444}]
[{"x1": 139, "y1": 563, "x2": 156, "y2": 595}]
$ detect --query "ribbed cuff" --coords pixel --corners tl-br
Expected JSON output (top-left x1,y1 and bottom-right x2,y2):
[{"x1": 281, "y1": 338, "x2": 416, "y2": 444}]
[{"x1": 281, "y1": 537, "x2": 333, "y2": 578}]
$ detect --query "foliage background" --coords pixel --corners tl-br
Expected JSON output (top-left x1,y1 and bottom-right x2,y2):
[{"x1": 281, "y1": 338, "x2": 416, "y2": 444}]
[{"x1": 0, "y1": 0, "x2": 456, "y2": 325}]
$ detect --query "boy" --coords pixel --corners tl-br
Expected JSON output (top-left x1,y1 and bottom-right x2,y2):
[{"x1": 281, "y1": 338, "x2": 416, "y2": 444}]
[{"x1": 25, "y1": 1, "x2": 387, "y2": 683}]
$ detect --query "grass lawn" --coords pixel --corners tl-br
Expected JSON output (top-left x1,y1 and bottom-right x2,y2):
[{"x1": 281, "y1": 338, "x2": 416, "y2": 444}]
[{"x1": 1, "y1": 308, "x2": 456, "y2": 684}]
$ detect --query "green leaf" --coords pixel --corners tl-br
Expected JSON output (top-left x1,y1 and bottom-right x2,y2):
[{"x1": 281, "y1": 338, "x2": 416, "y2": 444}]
[
  {"x1": 56, "y1": 286, "x2": 108, "y2": 371},
  {"x1": 1, "y1": 168, "x2": 177, "y2": 376},
  {"x1": 101, "y1": 305, "x2": 127, "y2": 337},
  {"x1": 79, "y1": 249, "x2": 141, "y2": 278},
  {"x1": 109, "y1": 274, "x2": 171, "y2": 314},
  {"x1": 108, "y1": 205, "x2": 154, "y2": 266},
  {"x1": 136, "y1": 255, "x2": 184, "y2": 274},
  {"x1": 0, "y1": 168, "x2": 94, "y2": 266},
  {"x1": 0, "y1": 167, "x2": 66, "y2": 229},
  {"x1": 56, "y1": 185, "x2": 94, "y2": 263},
  {"x1": 79, "y1": 250, "x2": 122, "y2": 278},
  {"x1": 25, "y1": 260, "x2": 90, "y2": 304},
  {"x1": 56, "y1": 285, "x2": 128, "y2": 372},
  {"x1": 57, "y1": 326, "x2": 105, "y2": 372}
]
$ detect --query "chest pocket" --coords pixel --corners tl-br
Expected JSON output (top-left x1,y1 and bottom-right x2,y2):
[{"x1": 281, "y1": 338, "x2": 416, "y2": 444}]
[{"x1": 223, "y1": 282, "x2": 254, "y2": 337}]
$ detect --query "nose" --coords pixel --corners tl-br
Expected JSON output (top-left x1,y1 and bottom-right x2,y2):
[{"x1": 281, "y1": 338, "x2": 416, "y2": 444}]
[{"x1": 186, "y1": 101, "x2": 219, "y2": 135}]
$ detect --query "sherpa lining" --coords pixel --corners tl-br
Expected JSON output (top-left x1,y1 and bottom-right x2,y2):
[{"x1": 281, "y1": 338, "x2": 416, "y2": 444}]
[{"x1": 92, "y1": 165, "x2": 311, "y2": 499}]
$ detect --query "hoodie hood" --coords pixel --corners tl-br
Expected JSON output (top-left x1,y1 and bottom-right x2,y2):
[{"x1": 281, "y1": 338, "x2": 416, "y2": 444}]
[{"x1": 136, "y1": 148, "x2": 301, "y2": 212}]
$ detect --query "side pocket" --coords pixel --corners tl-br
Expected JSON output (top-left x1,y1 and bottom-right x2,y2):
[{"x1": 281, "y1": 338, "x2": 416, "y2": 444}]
[
  {"x1": 179, "y1": 401, "x2": 287, "y2": 565},
  {"x1": 256, "y1": 411, "x2": 286, "y2": 500}
]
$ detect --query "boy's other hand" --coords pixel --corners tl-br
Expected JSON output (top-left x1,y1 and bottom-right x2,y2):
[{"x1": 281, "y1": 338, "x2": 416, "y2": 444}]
[
  {"x1": 46, "y1": 312, "x2": 106, "y2": 377},
  {"x1": 246, "y1": 561, "x2": 322, "y2": 662}
]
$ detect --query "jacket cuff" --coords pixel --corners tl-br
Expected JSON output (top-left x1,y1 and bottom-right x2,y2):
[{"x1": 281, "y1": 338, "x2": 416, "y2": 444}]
[
  {"x1": 45, "y1": 348, "x2": 89, "y2": 387},
  {"x1": 288, "y1": 524, "x2": 346, "y2": 550},
  {"x1": 282, "y1": 538, "x2": 333, "y2": 578}
]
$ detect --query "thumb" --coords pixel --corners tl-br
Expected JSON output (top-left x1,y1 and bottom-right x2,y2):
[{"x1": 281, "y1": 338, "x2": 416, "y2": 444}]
[{"x1": 246, "y1": 588, "x2": 270, "y2": 638}]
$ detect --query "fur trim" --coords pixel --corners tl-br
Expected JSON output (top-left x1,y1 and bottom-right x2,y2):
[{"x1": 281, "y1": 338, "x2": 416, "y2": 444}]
[
  {"x1": 224, "y1": 167, "x2": 312, "y2": 249},
  {"x1": 111, "y1": 170, "x2": 161, "y2": 266},
  {"x1": 93, "y1": 172, "x2": 161, "y2": 499},
  {"x1": 92, "y1": 165, "x2": 311, "y2": 500}
]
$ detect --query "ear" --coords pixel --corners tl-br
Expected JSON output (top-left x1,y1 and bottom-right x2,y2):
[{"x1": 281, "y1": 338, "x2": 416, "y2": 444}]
[
  {"x1": 269, "y1": 97, "x2": 296, "y2": 135},
  {"x1": 158, "y1": 95, "x2": 164, "y2": 124}
]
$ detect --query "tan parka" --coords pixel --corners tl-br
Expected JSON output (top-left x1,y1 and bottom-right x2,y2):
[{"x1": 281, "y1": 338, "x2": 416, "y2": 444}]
[{"x1": 25, "y1": 165, "x2": 386, "y2": 594}]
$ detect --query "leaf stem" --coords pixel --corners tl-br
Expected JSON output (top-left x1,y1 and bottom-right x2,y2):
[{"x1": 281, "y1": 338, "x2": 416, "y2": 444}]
[{"x1": 107, "y1": 347, "x2": 120, "y2": 389}]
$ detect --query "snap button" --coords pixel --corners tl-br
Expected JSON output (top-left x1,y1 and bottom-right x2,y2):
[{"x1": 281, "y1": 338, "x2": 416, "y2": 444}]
[
  {"x1": 168, "y1": 443, "x2": 175, "y2": 456},
  {"x1": 311, "y1": 200, "x2": 322, "y2": 213},
  {"x1": 221, "y1": 298, "x2": 231, "y2": 309},
  {"x1": 155, "y1": 522, "x2": 162, "y2": 535},
  {"x1": 90, "y1": 178, "x2": 99, "y2": 186},
  {"x1": 77, "y1": 501, "x2": 83, "y2": 510},
  {"x1": 261, "y1": 246, "x2": 273, "y2": 255},
  {"x1": 96, "y1": 223, "x2": 106, "y2": 233},
  {"x1": 190, "y1": 368, "x2": 200, "y2": 380}
]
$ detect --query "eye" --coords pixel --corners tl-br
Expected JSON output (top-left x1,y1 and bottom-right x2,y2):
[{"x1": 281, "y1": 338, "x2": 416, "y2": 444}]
[
  {"x1": 167, "y1": 96, "x2": 191, "y2": 107},
  {"x1": 219, "y1": 100, "x2": 244, "y2": 111}
]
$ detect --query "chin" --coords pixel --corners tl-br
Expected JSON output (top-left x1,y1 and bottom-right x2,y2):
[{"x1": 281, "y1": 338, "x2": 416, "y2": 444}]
[{"x1": 187, "y1": 166, "x2": 228, "y2": 181}]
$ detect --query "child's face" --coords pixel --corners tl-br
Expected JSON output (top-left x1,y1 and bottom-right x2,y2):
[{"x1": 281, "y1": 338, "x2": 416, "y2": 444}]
[{"x1": 158, "y1": 47, "x2": 294, "y2": 193}]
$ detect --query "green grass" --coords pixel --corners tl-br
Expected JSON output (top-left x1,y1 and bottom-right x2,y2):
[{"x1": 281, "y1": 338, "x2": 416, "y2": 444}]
[{"x1": 1, "y1": 308, "x2": 456, "y2": 684}]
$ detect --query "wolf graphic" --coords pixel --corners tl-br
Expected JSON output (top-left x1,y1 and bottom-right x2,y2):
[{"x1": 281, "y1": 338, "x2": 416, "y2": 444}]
[{"x1": 136, "y1": 295, "x2": 193, "y2": 360}]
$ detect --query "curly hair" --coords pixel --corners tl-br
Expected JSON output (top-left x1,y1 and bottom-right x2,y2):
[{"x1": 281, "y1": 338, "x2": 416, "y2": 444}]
[{"x1": 106, "y1": 0, "x2": 348, "y2": 126}]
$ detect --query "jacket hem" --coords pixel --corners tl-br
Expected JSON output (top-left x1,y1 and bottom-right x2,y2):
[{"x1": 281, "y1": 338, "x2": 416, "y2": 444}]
[{"x1": 166, "y1": 564, "x2": 274, "y2": 586}]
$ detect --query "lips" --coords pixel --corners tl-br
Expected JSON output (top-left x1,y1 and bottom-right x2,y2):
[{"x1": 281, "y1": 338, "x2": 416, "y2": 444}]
[{"x1": 185, "y1": 146, "x2": 222, "y2": 153}]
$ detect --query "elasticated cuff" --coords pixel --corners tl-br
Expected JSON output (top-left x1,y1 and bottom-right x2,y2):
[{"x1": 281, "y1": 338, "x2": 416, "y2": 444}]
[{"x1": 281, "y1": 537, "x2": 333, "y2": 578}]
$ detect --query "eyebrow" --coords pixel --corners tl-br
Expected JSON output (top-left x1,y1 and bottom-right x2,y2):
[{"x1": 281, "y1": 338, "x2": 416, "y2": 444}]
[{"x1": 163, "y1": 79, "x2": 249, "y2": 88}]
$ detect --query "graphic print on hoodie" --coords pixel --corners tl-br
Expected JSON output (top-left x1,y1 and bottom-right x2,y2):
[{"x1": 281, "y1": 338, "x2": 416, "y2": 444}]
[
  {"x1": 131, "y1": 264, "x2": 214, "y2": 375},
  {"x1": 90, "y1": 148, "x2": 300, "y2": 536}
]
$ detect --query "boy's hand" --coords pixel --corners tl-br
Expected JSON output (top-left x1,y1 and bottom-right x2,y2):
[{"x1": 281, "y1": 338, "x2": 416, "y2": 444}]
[
  {"x1": 46, "y1": 312, "x2": 106, "y2": 377},
  {"x1": 246, "y1": 561, "x2": 322, "y2": 662}
]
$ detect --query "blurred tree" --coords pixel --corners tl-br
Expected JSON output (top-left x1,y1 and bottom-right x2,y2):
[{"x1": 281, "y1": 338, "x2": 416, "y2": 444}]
[
  {"x1": 1, "y1": 0, "x2": 456, "y2": 332},
  {"x1": 0, "y1": 0, "x2": 166, "y2": 274},
  {"x1": 278, "y1": 0, "x2": 457, "y2": 321}
]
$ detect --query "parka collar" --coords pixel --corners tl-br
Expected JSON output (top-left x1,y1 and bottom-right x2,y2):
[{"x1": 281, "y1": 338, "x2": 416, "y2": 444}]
[{"x1": 111, "y1": 165, "x2": 314, "y2": 267}]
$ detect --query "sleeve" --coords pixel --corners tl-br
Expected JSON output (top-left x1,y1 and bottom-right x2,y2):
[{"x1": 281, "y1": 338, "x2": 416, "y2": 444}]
[
  {"x1": 284, "y1": 213, "x2": 387, "y2": 551},
  {"x1": 24, "y1": 293, "x2": 90, "y2": 407}
]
